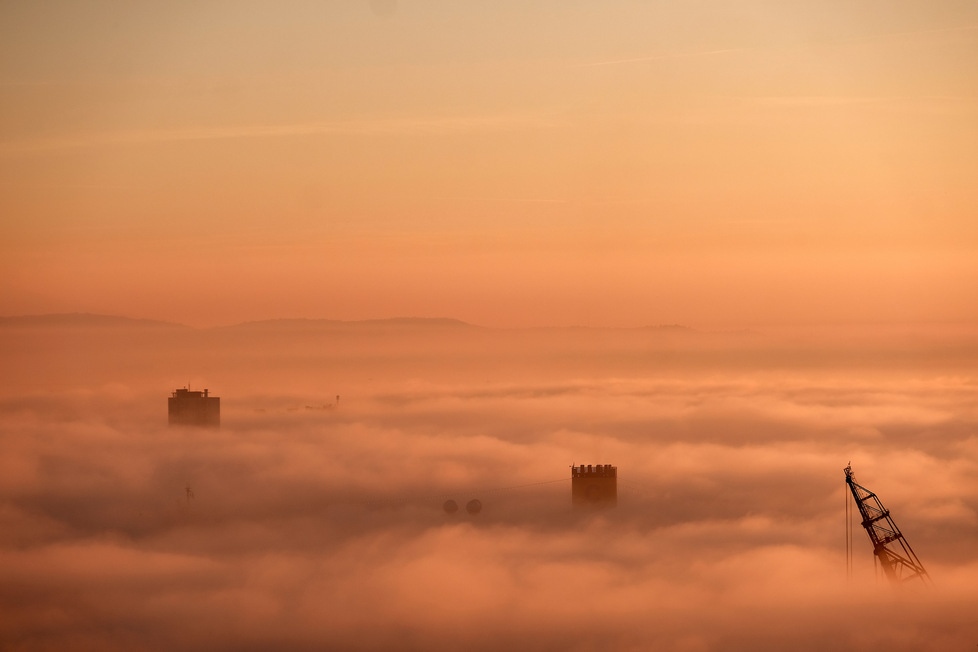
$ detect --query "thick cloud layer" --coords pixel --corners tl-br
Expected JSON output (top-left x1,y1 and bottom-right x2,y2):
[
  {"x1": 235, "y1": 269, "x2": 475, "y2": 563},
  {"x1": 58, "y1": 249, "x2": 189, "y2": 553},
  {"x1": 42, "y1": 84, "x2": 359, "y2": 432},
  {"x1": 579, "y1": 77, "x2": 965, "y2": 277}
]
[{"x1": 1, "y1": 319, "x2": 977, "y2": 650}]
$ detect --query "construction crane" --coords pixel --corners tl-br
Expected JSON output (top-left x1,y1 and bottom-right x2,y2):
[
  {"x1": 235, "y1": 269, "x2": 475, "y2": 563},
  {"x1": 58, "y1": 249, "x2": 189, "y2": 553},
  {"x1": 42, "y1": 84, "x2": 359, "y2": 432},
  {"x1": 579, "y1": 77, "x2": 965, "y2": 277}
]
[{"x1": 844, "y1": 464, "x2": 930, "y2": 585}]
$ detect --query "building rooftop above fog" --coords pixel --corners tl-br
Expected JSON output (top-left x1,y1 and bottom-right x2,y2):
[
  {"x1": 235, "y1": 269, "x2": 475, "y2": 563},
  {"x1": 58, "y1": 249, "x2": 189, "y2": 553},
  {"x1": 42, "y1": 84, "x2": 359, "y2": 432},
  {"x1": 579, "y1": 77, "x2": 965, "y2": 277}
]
[
  {"x1": 571, "y1": 463, "x2": 617, "y2": 506},
  {"x1": 168, "y1": 387, "x2": 220, "y2": 428}
]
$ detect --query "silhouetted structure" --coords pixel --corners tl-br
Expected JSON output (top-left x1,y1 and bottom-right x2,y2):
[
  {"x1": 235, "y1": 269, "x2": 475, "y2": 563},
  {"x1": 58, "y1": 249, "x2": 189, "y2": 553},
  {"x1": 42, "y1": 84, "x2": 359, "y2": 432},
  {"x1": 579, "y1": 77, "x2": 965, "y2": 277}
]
[
  {"x1": 168, "y1": 388, "x2": 220, "y2": 428},
  {"x1": 571, "y1": 464, "x2": 617, "y2": 507},
  {"x1": 844, "y1": 464, "x2": 929, "y2": 585}
]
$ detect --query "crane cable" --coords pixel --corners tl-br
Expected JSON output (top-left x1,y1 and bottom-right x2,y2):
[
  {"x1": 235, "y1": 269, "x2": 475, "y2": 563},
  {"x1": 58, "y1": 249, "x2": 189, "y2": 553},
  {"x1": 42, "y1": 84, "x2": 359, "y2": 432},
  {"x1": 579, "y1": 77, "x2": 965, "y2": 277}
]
[{"x1": 845, "y1": 482, "x2": 851, "y2": 582}]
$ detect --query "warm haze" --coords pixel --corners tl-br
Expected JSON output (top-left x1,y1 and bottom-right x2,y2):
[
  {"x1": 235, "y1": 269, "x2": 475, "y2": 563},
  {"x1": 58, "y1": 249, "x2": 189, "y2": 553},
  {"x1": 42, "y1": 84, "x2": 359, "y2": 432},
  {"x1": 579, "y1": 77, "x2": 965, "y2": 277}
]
[
  {"x1": 2, "y1": 2, "x2": 978, "y2": 651},
  {"x1": 2, "y1": 317, "x2": 978, "y2": 651},
  {"x1": 2, "y1": 1, "x2": 977, "y2": 327}
]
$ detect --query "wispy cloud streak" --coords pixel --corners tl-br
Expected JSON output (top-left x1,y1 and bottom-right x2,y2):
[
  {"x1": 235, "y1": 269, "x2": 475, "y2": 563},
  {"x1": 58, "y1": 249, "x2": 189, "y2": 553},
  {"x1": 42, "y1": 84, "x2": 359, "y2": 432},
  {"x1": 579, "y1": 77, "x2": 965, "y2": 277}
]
[
  {"x1": 577, "y1": 24, "x2": 978, "y2": 70},
  {"x1": 0, "y1": 113, "x2": 562, "y2": 155},
  {"x1": 849, "y1": 23, "x2": 978, "y2": 43},
  {"x1": 577, "y1": 47, "x2": 751, "y2": 68}
]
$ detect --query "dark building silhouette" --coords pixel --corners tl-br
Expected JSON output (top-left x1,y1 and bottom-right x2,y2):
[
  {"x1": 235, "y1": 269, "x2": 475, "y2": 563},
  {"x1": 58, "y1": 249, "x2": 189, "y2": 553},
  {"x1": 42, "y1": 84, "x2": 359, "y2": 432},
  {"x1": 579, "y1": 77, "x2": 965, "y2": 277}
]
[
  {"x1": 168, "y1": 388, "x2": 220, "y2": 427},
  {"x1": 571, "y1": 463, "x2": 617, "y2": 506}
]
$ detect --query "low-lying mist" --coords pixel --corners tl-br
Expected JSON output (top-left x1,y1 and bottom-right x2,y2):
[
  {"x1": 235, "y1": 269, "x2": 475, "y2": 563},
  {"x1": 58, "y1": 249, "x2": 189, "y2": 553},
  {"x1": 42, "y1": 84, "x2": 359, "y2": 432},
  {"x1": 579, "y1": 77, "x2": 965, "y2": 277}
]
[{"x1": 1, "y1": 317, "x2": 977, "y2": 651}]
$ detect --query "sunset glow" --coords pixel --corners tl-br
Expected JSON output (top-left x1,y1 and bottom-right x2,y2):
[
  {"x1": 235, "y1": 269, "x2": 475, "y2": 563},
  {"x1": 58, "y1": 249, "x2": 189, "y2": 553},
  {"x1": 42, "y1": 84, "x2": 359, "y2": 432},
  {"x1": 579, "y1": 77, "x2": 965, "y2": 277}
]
[
  {"x1": 3, "y1": 2, "x2": 977, "y2": 327},
  {"x1": 2, "y1": 2, "x2": 978, "y2": 651}
]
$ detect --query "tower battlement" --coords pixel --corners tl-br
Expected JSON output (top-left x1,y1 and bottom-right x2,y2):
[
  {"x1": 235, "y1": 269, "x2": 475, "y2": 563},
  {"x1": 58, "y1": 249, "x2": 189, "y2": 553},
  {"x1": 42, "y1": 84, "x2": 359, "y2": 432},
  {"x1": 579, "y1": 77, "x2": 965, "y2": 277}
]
[{"x1": 571, "y1": 463, "x2": 617, "y2": 506}]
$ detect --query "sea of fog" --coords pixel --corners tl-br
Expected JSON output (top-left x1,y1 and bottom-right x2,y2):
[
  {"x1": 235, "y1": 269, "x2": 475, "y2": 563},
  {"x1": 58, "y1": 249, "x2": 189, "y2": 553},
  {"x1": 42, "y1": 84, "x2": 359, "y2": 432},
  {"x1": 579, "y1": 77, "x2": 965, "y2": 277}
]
[{"x1": 1, "y1": 317, "x2": 977, "y2": 651}]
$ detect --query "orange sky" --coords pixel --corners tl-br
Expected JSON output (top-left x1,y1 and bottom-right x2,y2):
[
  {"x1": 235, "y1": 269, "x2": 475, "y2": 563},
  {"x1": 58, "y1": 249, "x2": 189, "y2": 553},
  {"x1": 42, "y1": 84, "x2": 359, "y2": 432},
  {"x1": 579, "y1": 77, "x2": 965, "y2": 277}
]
[{"x1": 2, "y1": 1, "x2": 977, "y2": 327}]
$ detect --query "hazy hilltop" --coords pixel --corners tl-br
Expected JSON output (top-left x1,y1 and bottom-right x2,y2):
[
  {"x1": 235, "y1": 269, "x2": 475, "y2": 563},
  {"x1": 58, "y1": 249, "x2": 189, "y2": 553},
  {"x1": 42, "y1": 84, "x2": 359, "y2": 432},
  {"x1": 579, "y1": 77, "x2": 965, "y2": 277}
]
[
  {"x1": 0, "y1": 313, "x2": 189, "y2": 330},
  {"x1": 214, "y1": 317, "x2": 480, "y2": 342},
  {"x1": 1, "y1": 313, "x2": 976, "y2": 396},
  {"x1": 220, "y1": 317, "x2": 476, "y2": 331},
  {"x1": 1, "y1": 312, "x2": 696, "y2": 335}
]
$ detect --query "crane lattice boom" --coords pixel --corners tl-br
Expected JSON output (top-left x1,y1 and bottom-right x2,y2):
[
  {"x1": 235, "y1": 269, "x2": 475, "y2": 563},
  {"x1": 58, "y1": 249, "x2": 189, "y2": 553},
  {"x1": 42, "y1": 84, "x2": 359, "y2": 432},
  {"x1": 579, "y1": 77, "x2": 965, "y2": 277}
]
[{"x1": 844, "y1": 464, "x2": 930, "y2": 585}]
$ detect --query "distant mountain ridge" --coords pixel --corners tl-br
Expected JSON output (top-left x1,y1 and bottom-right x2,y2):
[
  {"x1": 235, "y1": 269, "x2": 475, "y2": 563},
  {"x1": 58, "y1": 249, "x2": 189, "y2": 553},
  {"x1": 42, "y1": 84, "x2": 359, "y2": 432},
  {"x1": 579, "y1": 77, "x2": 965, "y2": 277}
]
[
  {"x1": 0, "y1": 313, "x2": 699, "y2": 333},
  {"x1": 221, "y1": 317, "x2": 478, "y2": 331},
  {"x1": 640, "y1": 324, "x2": 696, "y2": 333},
  {"x1": 0, "y1": 313, "x2": 189, "y2": 329}
]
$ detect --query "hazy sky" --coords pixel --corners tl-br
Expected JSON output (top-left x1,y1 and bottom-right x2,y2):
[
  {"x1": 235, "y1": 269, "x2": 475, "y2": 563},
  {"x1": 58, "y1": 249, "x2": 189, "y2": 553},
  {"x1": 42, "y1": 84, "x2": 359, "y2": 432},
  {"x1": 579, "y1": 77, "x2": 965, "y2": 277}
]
[
  {"x1": 2, "y1": 1, "x2": 977, "y2": 326},
  {"x1": 4, "y1": 7, "x2": 978, "y2": 647}
]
